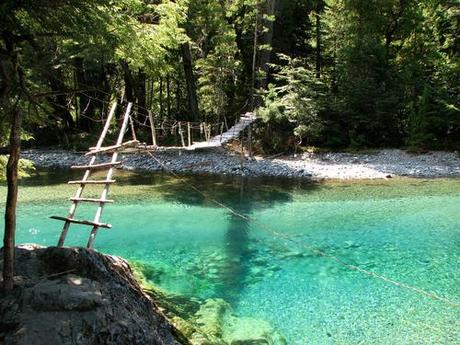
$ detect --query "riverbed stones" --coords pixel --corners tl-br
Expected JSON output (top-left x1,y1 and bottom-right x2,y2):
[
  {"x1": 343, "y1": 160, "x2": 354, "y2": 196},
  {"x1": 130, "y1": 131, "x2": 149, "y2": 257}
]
[{"x1": 21, "y1": 148, "x2": 460, "y2": 179}]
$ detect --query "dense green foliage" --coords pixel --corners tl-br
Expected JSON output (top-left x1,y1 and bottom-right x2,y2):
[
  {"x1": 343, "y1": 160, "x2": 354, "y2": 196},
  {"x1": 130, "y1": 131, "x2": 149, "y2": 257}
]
[
  {"x1": 0, "y1": 156, "x2": 34, "y2": 181},
  {"x1": 1, "y1": 0, "x2": 459, "y2": 151}
]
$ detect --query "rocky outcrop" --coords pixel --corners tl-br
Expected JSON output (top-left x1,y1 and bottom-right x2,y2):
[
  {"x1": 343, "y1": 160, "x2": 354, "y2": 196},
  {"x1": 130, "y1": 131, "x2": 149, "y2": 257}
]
[{"x1": 0, "y1": 245, "x2": 183, "y2": 345}]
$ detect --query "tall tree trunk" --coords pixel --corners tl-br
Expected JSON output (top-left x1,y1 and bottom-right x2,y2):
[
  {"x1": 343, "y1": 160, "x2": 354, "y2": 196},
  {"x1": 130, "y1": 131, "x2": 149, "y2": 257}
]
[
  {"x1": 136, "y1": 69, "x2": 147, "y2": 122},
  {"x1": 315, "y1": 1, "x2": 323, "y2": 79},
  {"x1": 250, "y1": 4, "x2": 260, "y2": 110},
  {"x1": 175, "y1": 79, "x2": 181, "y2": 119},
  {"x1": 3, "y1": 108, "x2": 22, "y2": 292},
  {"x1": 47, "y1": 68, "x2": 74, "y2": 129},
  {"x1": 159, "y1": 77, "x2": 164, "y2": 118},
  {"x1": 166, "y1": 74, "x2": 171, "y2": 118},
  {"x1": 258, "y1": 0, "x2": 277, "y2": 91},
  {"x1": 74, "y1": 58, "x2": 91, "y2": 132},
  {"x1": 252, "y1": 0, "x2": 277, "y2": 109},
  {"x1": 121, "y1": 60, "x2": 135, "y2": 102},
  {"x1": 181, "y1": 42, "x2": 200, "y2": 121}
]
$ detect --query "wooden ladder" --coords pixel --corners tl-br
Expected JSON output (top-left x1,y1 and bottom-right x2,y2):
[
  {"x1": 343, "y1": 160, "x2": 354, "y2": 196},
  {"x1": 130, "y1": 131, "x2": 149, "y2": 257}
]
[{"x1": 51, "y1": 102, "x2": 136, "y2": 248}]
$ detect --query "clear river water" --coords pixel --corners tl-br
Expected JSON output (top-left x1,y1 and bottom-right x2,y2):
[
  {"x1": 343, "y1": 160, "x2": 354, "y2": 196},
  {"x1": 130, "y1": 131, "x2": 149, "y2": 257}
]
[{"x1": 1, "y1": 170, "x2": 459, "y2": 344}]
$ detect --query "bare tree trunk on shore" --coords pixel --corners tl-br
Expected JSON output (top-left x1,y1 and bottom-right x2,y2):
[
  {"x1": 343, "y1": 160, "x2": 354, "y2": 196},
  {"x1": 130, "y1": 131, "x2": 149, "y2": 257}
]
[
  {"x1": 181, "y1": 42, "x2": 200, "y2": 121},
  {"x1": 3, "y1": 108, "x2": 22, "y2": 292}
]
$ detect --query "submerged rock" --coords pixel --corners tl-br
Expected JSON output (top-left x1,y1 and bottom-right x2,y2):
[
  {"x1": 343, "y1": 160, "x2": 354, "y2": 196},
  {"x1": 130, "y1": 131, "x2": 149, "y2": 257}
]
[
  {"x1": 0, "y1": 245, "x2": 182, "y2": 345},
  {"x1": 134, "y1": 265, "x2": 287, "y2": 345},
  {"x1": 194, "y1": 299, "x2": 287, "y2": 345}
]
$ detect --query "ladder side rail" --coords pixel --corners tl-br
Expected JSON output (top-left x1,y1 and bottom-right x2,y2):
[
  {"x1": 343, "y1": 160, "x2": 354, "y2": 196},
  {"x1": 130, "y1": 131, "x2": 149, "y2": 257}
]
[
  {"x1": 57, "y1": 102, "x2": 117, "y2": 247},
  {"x1": 87, "y1": 102, "x2": 133, "y2": 248}
]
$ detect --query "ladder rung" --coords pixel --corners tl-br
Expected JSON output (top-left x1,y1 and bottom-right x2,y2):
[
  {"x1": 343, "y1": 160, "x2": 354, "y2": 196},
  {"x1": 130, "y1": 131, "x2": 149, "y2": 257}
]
[
  {"x1": 68, "y1": 180, "x2": 116, "y2": 185},
  {"x1": 71, "y1": 162, "x2": 122, "y2": 171},
  {"x1": 50, "y1": 216, "x2": 112, "y2": 229},
  {"x1": 70, "y1": 197, "x2": 114, "y2": 203},
  {"x1": 86, "y1": 140, "x2": 139, "y2": 156}
]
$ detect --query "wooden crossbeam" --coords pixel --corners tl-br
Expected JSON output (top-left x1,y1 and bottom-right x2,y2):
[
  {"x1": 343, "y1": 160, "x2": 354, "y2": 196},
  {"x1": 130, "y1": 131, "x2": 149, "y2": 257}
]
[
  {"x1": 51, "y1": 216, "x2": 112, "y2": 229},
  {"x1": 71, "y1": 162, "x2": 122, "y2": 171},
  {"x1": 86, "y1": 139, "x2": 139, "y2": 156},
  {"x1": 68, "y1": 180, "x2": 116, "y2": 185},
  {"x1": 70, "y1": 197, "x2": 114, "y2": 203}
]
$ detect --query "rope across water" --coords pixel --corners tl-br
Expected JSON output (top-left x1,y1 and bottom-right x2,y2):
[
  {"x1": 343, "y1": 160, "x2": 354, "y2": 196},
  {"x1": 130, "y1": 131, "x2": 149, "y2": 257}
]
[{"x1": 145, "y1": 150, "x2": 460, "y2": 309}]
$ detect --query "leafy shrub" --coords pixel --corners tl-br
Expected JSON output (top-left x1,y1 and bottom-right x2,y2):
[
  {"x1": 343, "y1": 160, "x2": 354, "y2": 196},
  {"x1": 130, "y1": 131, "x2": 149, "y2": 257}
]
[{"x1": 0, "y1": 156, "x2": 36, "y2": 182}]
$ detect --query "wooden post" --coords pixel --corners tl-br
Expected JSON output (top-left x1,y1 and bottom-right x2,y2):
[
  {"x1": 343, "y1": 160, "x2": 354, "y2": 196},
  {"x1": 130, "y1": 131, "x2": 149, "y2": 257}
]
[
  {"x1": 129, "y1": 115, "x2": 137, "y2": 141},
  {"x1": 148, "y1": 111, "x2": 157, "y2": 146},
  {"x1": 207, "y1": 124, "x2": 212, "y2": 141},
  {"x1": 220, "y1": 122, "x2": 224, "y2": 142},
  {"x1": 240, "y1": 127, "x2": 245, "y2": 170},
  {"x1": 187, "y1": 122, "x2": 192, "y2": 147},
  {"x1": 240, "y1": 131, "x2": 244, "y2": 171},
  {"x1": 179, "y1": 121, "x2": 186, "y2": 147},
  {"x1": 248, "y1": 123, "x2": 253, "y2": 159}
]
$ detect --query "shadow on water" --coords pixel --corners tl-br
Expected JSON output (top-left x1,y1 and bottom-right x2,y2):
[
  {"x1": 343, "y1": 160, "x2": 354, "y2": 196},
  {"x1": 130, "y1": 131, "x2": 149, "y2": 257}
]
[
  {"x1": 16, "y1": 168, "x2": 320, "y2": 305},
  {"x1": 156, "y1": 174, "x2": 319, "y2": 304},
  {"x1": 17, "y1": 168, "x2": 169, "y2": 187}
]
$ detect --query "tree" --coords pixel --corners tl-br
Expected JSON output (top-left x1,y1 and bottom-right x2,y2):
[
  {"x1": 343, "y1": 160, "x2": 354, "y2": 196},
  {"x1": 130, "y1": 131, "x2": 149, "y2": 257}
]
[{"x1": 0, "y1": 0, "x2": 186, "y2": 291}]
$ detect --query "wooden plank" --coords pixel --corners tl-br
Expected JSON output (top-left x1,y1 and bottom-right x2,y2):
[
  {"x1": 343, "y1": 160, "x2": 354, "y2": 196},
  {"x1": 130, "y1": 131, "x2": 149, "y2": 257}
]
[
  {"x1": 68, "y1": 180, "x2": 116, "y2": 185},
  {"x1": 51, "y1": 216, "x2": 112, "y2": 229},
  {"x1": 86, "y1": 139, "x2": 139, "y2": 155},
  {"x1": 71, "y1": 161, "x2": 122, "y2": 171},
  {"x1": 70, "y1": 197, "x2": 114, "y2": 203}
]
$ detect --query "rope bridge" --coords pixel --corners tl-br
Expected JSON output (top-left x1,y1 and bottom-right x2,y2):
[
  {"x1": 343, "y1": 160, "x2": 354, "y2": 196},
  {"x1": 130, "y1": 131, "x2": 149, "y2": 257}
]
[{"x1": 51, "y1": 102, "x2": 255, "y2": 248}]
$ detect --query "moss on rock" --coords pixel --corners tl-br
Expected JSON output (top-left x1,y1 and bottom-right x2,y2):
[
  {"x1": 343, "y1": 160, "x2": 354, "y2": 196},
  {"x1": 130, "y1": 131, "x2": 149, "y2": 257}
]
[{"x1": 131, "y1": 262, "x2": 287, "y2": 345}]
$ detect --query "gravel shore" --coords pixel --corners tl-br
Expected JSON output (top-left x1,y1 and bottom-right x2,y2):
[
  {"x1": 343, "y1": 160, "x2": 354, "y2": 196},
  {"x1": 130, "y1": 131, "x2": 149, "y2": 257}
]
[{"x1": 21, "y1": 148, "x2": 460, "y2": 180}]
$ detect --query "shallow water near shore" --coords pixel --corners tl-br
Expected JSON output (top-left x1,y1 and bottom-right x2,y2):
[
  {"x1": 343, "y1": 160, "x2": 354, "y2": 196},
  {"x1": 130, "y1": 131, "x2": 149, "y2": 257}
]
[{"x1": 1, "y1": 170, "x2": 460, "y2": 344}]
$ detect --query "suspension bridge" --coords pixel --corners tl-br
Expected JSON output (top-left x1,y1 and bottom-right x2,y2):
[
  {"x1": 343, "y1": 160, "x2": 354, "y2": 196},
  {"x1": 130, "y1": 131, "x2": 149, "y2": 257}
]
[{"x1": 51, "y1": 102, "x2": 256, "y2": 248}]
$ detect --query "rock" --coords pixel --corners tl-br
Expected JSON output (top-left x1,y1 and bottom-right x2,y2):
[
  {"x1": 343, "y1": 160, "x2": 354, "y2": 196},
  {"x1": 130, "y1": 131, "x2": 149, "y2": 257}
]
[
  {"x1": 0, "y1": 245, "x2": 182, "y2": 345},
  {"x1": 224, "y1": 317, "x2": 287, "y2": 345},
  {"x1": 190, "y1": 299, "x2": 287, "y2": 345}
]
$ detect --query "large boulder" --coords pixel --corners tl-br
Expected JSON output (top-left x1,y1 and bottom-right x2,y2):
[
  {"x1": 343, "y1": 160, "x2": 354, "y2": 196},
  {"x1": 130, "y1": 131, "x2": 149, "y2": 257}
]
[{"x1": 0, "y1": 245, "x2": 183, "y2": 345}]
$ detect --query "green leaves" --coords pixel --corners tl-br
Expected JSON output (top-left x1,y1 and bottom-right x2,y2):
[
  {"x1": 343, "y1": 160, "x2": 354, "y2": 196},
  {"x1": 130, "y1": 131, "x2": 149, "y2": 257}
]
[{"x1": 258, "y1": 55, "x2": 326, "y2": 143}]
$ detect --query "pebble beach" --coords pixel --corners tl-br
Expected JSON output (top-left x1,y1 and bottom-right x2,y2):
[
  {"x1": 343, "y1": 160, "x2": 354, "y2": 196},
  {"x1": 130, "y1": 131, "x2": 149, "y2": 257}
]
[{"x1": 21, "y1": 148, "x2": 460, "y2": 180}]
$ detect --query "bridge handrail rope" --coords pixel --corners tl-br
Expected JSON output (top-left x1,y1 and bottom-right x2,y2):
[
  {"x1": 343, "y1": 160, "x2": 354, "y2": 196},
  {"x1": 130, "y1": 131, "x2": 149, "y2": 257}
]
[
  {"x1": 144, "y1": 150, "x2": 460, "y2": 309},
  {"x1": 75, "y1": 91, "x2": 246, "y2": 148}
]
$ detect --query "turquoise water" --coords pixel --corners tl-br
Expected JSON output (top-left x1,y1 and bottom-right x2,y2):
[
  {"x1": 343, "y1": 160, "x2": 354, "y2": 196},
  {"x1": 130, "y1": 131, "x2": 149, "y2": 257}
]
[{"x1": 1, "y1": 170, "x2": 460, "y2": 344}]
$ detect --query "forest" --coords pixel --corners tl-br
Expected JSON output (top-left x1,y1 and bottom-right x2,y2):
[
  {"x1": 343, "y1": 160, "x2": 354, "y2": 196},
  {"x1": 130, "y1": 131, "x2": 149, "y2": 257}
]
[
  {"x1": 1, "y1": 0, "x2": 459, "y2": 153},
  {"x1": 1, "y1": 1, "x2": 460, "y2": 342}
]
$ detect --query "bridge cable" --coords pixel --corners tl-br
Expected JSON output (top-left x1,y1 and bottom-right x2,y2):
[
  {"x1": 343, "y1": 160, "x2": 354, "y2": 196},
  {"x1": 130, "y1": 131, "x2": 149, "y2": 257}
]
[{"x1": 144, "y1": 150, "x2": 460, "y2": 309}]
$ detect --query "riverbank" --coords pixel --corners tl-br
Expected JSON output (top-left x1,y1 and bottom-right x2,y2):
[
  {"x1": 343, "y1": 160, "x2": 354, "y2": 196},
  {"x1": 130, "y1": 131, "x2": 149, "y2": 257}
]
[{"x1": 21, "y1": 148, "x2": 460, "y2": 179}]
